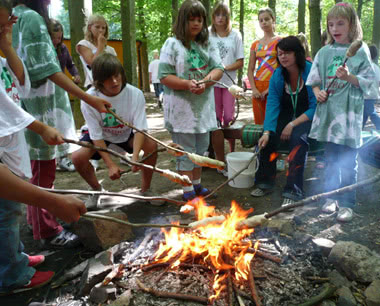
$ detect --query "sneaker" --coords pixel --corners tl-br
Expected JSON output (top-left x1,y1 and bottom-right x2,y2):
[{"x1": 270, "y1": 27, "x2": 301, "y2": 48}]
[
  {"x1": 321, "y1": 198, "x2": 338, "y2": 213},
  {"x1": 40, "y1": 229, "x2": 81, "y2": 249},
  {"x1": 183, "y1": 190, "x2": 197, "y2": 202},
  {"x1": 90, "y1": 159, "x2": 99, "y2": 171},
  {"x1": 281, "y1": 197, "x2": 295, "y2": 210},
  {"x1": 0, "y1": 271, "x2": 55, "y2": 295},
  {"x1": 137, "y1": 190, "x2": 166, "y2": 206},
  {"x1": 193, "y1": 184, "x2": 214, "y2": 197},
  {"x1": 24, "y1": 270, "x2": 55, "y2": 290},
  {"x1": 85, "y1": 187, "x2": 103, "y2": 210},
  {"x1": 28, "y1": 255, "x2": 45, "y2": 267},
  {"x1": 336, "y1": 207, "x2": 353, "y2": 222},
  {"x1": 58, "y1": 157, "x2": 75, "y2": 172},
  {"x1": 217, "y1": 168, "x2": 228, "y2": 177}
]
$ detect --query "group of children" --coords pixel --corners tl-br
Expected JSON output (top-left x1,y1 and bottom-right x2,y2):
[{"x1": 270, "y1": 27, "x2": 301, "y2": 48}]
[{"x1": 0, "y1": 0, "x2": 378, "y2": 295}]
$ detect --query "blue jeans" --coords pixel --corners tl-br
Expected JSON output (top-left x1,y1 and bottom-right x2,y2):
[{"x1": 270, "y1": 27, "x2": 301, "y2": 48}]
[
  {"x1": 324, "y1": 143, "x2": 358, "y2": 208},
  {"x1": 363, "y1": 99, "x2": 380, "y2": 129},
  {"x1": 255, "y1": 121, "x2": 311, "y2": 200},
  {"x1": 153, "y1": 83, "x2": 163, "y2": 98},
  {"x1": 0, "y1": 198, "x2": 35, "y2": 292}
]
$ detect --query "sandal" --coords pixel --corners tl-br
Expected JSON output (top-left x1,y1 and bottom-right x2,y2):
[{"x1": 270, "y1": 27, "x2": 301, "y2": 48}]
[{"x1": 250, "y1": 188, "x2": 270, "y2": 197}]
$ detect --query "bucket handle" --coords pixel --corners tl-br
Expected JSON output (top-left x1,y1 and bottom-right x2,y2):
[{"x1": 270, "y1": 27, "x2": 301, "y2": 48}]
[{"x1": 228, "y1": 155, "x2": 259, "y2": 176}]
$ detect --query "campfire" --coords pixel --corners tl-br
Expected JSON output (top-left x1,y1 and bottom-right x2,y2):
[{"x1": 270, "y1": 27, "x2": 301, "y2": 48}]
[{"x1": 144, "y1": 198, "x2": 259, "y2": 304}]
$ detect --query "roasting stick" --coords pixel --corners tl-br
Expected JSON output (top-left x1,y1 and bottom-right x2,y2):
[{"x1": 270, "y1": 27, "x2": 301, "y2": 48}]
[
  {"x1": 196, "y1": 79, "x2": 248, "y2": 101},
  {"x1": 38, "y1": 187, "x2": 184, "y2": 206},
  {"x1": 106, "y1": 107, "x2": 225, "y2": 170},
  {"x1": 325, "y1": 40, "x2": 362, "y2": 94},
  {"x1": 236, "y1": 171, "x2": 380, "y2": 230},
  {"x1": 63, "y1": 138, "x2": 192, "y2": 186}
]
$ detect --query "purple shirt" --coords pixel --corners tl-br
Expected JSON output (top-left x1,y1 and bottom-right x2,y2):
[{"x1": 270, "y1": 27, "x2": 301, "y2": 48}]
[{"x1": 57, "y1": 43, "x2": 79, "y2": 77}]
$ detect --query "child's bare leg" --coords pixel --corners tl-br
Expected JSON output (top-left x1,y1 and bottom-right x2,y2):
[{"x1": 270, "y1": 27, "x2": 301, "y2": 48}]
[
  {"x1": 228, "y1": 138, "x2": 235, "y2": 153},
  {"x1": 212, "y1": 129, "x2": 225, "y2": 162},
  {"x1": 71, "y1": 147, "x2": 101, "y2": 190},
  {"x1": 140, "y1": 137, "x2": 158, "y2": 192}
]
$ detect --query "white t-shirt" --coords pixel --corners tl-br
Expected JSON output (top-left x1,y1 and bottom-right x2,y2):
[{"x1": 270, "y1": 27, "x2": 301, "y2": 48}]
[
  {"x1": 76, "y1": 40, "x2": 117, "y2": 87},
  {"x1": 365, "y1": 62, "x2": 380, "y2": 99},
  {"x1": 0, "y1": 58, "x2": 33, "y2": 178},
  {"x1": 209, "y1": 28, "x2": 244, "y2": 87},
  {"x1": 148, "y1": 59, "x2": 160, "y2": 83},
  {"x1": 81, "y1": 84, "x2": 148, "y2": 143}
]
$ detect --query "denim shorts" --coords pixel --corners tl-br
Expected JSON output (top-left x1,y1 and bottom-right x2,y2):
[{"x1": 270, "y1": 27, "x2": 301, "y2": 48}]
[{"x1": 171, "y1": 132, "x2": 210, "y2": 171}]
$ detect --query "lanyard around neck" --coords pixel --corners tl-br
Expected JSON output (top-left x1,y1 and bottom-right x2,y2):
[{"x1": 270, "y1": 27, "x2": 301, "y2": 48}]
[{"x1": 288, "y1": 74, "x2": 301, "y2": 119}]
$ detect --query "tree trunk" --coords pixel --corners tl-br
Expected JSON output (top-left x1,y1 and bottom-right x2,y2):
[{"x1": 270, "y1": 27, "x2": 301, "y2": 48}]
[
  {"x1": 357, "y1": 0, "x2": 363, "y2": 20},
  {"x1": 229, "y1": 0, "x2": 233, "y2": 19},
  {"x1": 172, "y1": 0, "x2": 178, "y2": 25},
  {"x1": 137, "y1": 0, "x2": 150, "y2": 92},
  {"x1": 68, "y1": 0, "x2": 85, "y2": 128},
  {"x1": 237, "y1": 0, "x2": 244, "y2": 86},
  {"x1": 268, "y1": 0, "x2": 276, "y2": 16},
  {"x1": 121, "y1": 0, "x2": 138, "y2": 87},
  {"x1": 201, "y1": 0, "x2": 211, "y2": 26},
  {"x1": 309, "y1": 0, "x2": 322, "y2": 59},
  {"x1": 298, "y1": 0, "x2": 305, "y2": 34},
  {"x1": 372, "y1": 0, "x2": 380, "y2": 62},
  {"x1": 335, "y1": 0, "x2": 342, "y2": 3}
]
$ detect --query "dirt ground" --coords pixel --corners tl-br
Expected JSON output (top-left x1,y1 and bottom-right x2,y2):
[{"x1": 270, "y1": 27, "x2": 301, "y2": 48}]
[{"x1": 2, "y1": 93, "x2": 380, "y2": 305}]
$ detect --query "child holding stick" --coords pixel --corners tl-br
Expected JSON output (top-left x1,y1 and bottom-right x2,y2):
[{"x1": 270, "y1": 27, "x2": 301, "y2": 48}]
[
  {"x1": 306, "y1": 2, "x2": 377, "y2": 222},
  {"x1": 159, "y1": 0, "x2": 223, "y2": 201}
]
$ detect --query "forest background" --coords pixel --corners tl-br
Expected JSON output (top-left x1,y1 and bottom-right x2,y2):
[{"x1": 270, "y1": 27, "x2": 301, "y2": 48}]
[{"x1": 55, "y1": 0, "x2": 380, "y2": 98}]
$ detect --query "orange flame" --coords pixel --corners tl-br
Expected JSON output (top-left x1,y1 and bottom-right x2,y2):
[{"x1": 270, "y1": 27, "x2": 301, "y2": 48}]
[
  {"x1": 287, "y1": 145, "x2": 301, "y2": 162},
  {"x1": 269, "y1": 152, "x2": 279, "y2": 162},
  {"x1": 150, "y1": 198, "x2": 258, "y2": 300}
]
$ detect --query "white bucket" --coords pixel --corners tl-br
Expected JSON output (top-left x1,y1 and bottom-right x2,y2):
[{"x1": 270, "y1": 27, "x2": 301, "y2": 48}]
[{"x1": 226, "y1": 152, "x2": 255, "y2": 188}]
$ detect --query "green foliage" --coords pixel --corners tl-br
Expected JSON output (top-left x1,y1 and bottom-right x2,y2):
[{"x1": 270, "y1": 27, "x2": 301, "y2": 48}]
[{"x1": 55, "y1": 0, "x2": 379, "y2": 74}]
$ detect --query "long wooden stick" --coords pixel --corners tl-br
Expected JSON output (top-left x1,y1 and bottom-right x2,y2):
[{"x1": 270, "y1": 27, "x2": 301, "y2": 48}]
[
  {"x1": 38, "y1": 187, "x2": 185, "y2": 206},
  {"x1": 264, "y1": 171, "x2": 380, "y2": 219},
  {"x1": 136, "y1": 278, "x2": 209, "y2": 304},
  {"x1": 248, "y1": 262, "x2": 262, "y2": 306},
  {"x1": 63, "y1": 138, "x2": 192, "y2": 186},
  {"x1": 204, "y1": 148, "x2": 260, "y2": 199},
  {"x1": 106, "y1": 107, "x2": 225, "y2": 170},
  {"x1": 82, "y1": 213, "x2": 190, "y2": 229}
]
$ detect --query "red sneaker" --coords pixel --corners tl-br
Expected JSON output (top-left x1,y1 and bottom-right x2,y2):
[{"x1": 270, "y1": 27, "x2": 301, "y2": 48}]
[
  {"x1": 28, "y1": 255, "x2": 45, "y2": 267},
  {"x1": 24, "y1": 271, "x2": 55, "y2": 289}
]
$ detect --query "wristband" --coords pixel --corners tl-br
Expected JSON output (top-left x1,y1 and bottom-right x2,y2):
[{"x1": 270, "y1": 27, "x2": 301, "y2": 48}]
[
  {"x1": 263, "y1": 131, "x2": 270, "y2": 136},
  {"x1": 289, "y1": 121, "x2": 295, "y2": 127}
]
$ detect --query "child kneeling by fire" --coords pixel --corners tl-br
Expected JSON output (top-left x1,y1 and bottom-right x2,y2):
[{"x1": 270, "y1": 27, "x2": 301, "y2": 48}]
[{"x1": 72, "y1": 53, "x2": 165, "y2": 208}]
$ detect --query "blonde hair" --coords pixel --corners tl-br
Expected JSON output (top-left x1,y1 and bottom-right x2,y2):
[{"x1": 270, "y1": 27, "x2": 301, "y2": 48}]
[
  {"x1": 326, "y1": 2, "x2": 362, "y2": 44},
  {"x1": 84, "y1": 15, "x2": 109, "y2": 44},
  {"x1": 211, "y1": 1, "x2": 232, "y2": 35},
  {"x1": 297, "y1": 32, "x2": 311, "y2": 58}
]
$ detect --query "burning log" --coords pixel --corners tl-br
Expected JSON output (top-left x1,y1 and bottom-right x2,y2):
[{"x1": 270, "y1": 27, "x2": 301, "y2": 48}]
[
  {"x1": 248, "y1": 262, "x2": 262, "y2": 306},
  {"x1": 227, "y1": 271, "x2": 234, "y2": 306},
  {"x1": 102, "y1": 263, "x2": 125, "y2": 285},
  {"x1": 63, "y1": 138, "x2": 192, "y2": 186},
  {"x1": 136, "y1": 278, "x2": 209, "y2": 304}
]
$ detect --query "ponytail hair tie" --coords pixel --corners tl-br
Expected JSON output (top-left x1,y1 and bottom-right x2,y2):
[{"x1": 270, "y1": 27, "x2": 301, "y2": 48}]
[{"x1": 336, "y1": 2, "x2": 350, "y2": 7}]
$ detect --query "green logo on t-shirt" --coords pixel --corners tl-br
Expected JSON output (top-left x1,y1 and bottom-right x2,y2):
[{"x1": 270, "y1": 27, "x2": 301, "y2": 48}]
[{"x1": 102, "y1": 109, "x2": 120, "y2": 127}]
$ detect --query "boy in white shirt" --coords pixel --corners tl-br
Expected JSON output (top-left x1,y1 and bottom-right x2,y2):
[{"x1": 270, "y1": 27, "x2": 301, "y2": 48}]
[{"x1": 72, "y1": 53, "x2": 164, "y2": 208}]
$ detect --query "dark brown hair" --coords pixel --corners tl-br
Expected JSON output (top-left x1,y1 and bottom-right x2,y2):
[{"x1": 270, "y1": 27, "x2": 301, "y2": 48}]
[
  {"x1": 0, "y1": 0, "x2": 12, "y2": 12},
  {"x1": 211, "y1": 1, "x2": 232, "y2": 35},
  {"x1": 50, "y1": 19, "x2": 64, "y2": 56},
  {"x1": 13, "y1": 0, "x2": 51, "y2": 29},
  {"x1": 92, "y1": 53, "x2": 127, "y2": 93},
  {"x1": 173, "y1": 0, "x2": 209, "y2": 48}
]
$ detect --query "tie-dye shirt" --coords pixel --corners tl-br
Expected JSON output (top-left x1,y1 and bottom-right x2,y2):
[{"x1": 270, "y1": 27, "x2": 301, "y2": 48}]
[
  {"x1": 306, "y1": 42, "x2": 377, "y2": 149},
  {"x1": 158, "y1": 37, "x2": 223, "y2": 133},
  {"x1": 251, "y1": 37, "x2": 281, "y2": 82},
  {"x1": 12, "y1": 5, "x2": 77, "y2": 160}
]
